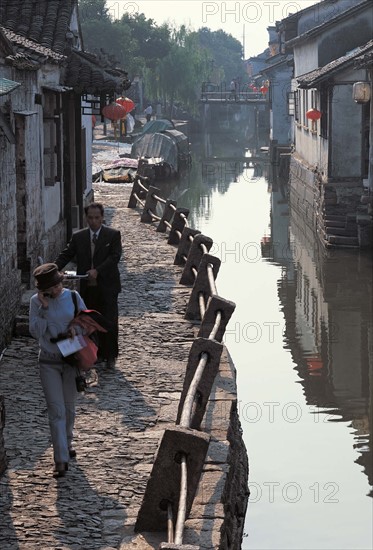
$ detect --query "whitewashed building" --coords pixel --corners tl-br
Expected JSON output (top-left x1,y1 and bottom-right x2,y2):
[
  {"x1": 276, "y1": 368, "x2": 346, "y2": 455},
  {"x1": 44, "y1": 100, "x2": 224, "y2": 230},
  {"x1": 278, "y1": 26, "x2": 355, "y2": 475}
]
[
  {"x1": 279, "y1": 0, "x2": 372, "y2": 248},
  {"x1": 0, "y1": 0, "x2": 130, "y2": 348}
]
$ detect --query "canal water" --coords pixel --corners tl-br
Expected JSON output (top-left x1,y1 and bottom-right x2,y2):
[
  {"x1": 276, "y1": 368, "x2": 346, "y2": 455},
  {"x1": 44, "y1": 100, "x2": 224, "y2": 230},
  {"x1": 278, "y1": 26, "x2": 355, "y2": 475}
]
[{"x1": 158, "y1": 123, "x2": 373, "y2": 549}]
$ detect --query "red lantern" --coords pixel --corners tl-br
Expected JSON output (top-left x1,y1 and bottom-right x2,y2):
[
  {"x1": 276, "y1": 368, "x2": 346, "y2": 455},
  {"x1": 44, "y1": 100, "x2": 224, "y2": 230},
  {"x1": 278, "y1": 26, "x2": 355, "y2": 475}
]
[
  {"x1": 260, "y1": 85, "x2": 269, "y2": 94},
  {"x1": 306, "y1": 108, "x2": 322, "y2": 121},
  {"x1": 116, "y1": 96, "x2": 135, "y2": 114},
  {"x1": 101, "y1": 102, "x2": 126, "y2": 121}
]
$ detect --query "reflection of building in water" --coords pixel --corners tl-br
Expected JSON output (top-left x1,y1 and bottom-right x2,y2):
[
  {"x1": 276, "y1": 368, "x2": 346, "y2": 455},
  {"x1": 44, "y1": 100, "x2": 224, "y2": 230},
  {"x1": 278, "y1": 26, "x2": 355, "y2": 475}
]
[
  {"x1": 246, "y1": 146, "x2": 270, "y2": 182},
  {"x1": 264, "y1": 175, "x2": 372, "y2": 495},
  {"x1": 261, "y1": 171, "x2": 291, "y2": 270},
  {"x1": 289, "y1": 212, "x2": 372, "y2": 494},
  {"x1": 202, "y1": 160, "x2": 245, "y2": 186}
]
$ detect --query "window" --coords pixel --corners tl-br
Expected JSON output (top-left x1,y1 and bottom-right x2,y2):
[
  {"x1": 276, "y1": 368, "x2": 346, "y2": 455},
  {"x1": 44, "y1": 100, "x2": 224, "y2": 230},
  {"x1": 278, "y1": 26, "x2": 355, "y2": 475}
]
[
  {"x1": 310, "y1": 89, "x2": 317, "y2": 133},
  {"x1": 287, "y1": 91, "x2": 295, "y2": 116},
  {"x1": 320, "y1": 84, "x2": 328, "y2": 139},
  {"x1": 302, "y1": 89, "x2": 309, "y2": 127},
  {"x1": 295, "y1": 89, "x2": 300, "y2": 122},
  {"x1": 43, "y1": 92, "x2": 61, "y2": 186}
]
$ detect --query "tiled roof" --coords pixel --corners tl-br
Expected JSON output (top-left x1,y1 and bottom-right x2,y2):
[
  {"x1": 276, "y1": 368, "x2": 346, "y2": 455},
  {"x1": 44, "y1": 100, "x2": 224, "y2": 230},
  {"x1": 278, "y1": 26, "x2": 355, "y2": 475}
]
[
  {"x1": 0, "y1": 0, "x2": 75, "y2": 54},
  {"x1": 65, "y1": 51, "x2": 130, "y2": 95},
  {"x1": 297, "y1": 40, "x2": 373, "y2": 88},
  {"x1": 354, "y1": 47, "x2": 373, "y2": 69},
  {"x1": 0, "y1": 0, "x2": 130, "y2": 94},
  {"x1": 1, "y1": 25, "x2": 66, "y2": 69}
]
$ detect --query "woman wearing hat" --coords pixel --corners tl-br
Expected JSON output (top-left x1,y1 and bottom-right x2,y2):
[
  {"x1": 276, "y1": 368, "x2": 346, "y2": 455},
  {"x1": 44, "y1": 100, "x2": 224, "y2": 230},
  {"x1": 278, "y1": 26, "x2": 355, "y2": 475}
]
[{"x1": 29, "y1": 263, "x2": 86, "y2": 478}]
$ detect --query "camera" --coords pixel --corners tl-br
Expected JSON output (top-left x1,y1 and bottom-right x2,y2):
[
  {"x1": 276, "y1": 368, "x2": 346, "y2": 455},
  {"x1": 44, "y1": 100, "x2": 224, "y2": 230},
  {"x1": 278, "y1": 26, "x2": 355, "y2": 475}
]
[{"x1": 75, "y1": 375, "x2": 87, "y2": 392}]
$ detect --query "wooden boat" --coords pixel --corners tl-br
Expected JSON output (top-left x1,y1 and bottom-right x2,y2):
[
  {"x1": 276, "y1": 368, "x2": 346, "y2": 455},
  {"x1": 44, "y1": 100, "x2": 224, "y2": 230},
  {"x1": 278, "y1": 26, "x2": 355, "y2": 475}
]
[{"x1": 131, "y1": 123, "x2": 191, "y2": 181}]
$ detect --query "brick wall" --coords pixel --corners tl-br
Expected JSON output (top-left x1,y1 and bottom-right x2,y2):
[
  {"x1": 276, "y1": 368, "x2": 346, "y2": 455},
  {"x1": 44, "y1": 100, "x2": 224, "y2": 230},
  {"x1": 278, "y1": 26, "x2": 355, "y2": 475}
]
[{"x1": 0, "y1": 127, "x2": 22, "y2": 349}]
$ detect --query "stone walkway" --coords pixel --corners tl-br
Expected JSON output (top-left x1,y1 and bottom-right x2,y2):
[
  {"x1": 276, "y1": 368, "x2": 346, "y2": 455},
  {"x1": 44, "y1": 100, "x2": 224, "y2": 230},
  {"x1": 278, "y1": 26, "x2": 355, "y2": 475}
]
[{"x1": 0, "y1": 184, "x2": 242, "y2": 549}]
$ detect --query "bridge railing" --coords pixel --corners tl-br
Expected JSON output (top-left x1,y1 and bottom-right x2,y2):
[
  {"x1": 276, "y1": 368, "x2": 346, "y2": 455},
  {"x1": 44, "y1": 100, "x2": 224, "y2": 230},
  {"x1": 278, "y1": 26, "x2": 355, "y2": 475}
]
[
  {"x1": 128, "y1": 176, "x2": 237, "y2": 546},
  {"x1": 200, "y1": 81, "x2": 269, "y2": 103},
  {"x1": 201, "y1": 90, "x2": 267, "y2": 102}
]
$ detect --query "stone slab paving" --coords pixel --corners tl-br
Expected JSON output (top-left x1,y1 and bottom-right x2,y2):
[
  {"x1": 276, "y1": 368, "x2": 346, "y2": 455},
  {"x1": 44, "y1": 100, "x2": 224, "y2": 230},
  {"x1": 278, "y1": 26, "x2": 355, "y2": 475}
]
[{"x1": 0, "y1": 184, "x2": 244, "y2": 549}]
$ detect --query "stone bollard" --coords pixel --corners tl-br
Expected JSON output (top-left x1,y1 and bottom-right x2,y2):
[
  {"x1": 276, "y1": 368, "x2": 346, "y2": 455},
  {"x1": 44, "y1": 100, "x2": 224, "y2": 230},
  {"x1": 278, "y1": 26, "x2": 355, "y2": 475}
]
[
  {"x1": 0, "y1": 395, "x2": 7, "y2": 475},
  {"x1": 168, "y1": 208, "x2": 190, "y2": 245},
  {"x1": 135, "y1": 426, "x2": 210, "y2": 533},
  {"x1": 179, "y1": 234, "x2": 214, "y2": 286},
  {"x1": 176, "y1": 338, "x2": 223, "y2": 430},
  {"x1": 141, "y1": 185, "x2": 161, "y2": 223},
  {"x1": 127, "y1": 176, "x2": 149, "y2": 208},
  {"x1": 174, "y1": 228, "x2": 201, "y2": 265},
  {"x1": 184, "y1": 254, "x2": 221, "y2": 320},
  {"x1": 198, "y1": 295, "x2": 236, "y2": 343},
  {"x1": 157, "y1": 199, "x2": 177, "y2": 233}
]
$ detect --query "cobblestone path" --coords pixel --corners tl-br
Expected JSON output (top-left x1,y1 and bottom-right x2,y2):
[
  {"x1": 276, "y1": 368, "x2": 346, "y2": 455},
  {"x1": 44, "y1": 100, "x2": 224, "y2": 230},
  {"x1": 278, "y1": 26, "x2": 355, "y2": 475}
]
[{"x1": 0, "y1": 184, "x2": 200, "y2": 549}]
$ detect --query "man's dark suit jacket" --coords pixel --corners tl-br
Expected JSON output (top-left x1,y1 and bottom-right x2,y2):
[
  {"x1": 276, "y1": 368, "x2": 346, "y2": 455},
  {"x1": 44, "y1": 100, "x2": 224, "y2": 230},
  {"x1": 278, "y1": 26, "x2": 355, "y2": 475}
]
[{"x1": 55, "y1": 225, "x2": 122, "y2": 297}]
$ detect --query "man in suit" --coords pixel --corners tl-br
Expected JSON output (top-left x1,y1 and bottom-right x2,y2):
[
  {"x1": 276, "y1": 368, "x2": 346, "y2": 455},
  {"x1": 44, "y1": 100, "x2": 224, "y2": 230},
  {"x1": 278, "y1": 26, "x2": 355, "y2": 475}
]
[{"x1": 55, "y1": 202, "x2": 122, "y2": 367}]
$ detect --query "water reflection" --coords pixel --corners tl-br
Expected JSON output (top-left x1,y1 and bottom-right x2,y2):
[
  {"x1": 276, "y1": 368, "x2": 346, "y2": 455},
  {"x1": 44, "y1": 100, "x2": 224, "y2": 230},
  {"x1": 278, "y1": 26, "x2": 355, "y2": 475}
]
[
  {"x1": 155, "y1": 129, "x2": 270, "y2": 227},
  {"x1": 261, "y1": 160, "x2": 373, "y2": 497},
  {"x1": 154, "y1": 125, "x2": 372, "y2": 545}
]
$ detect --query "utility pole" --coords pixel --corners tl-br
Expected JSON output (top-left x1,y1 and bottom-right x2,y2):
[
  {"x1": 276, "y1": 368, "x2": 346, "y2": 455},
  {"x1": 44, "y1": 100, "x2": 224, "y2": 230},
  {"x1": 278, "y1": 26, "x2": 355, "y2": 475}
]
[{"x1": 242, "y1": 24, "x2": 245, "y2": 59}]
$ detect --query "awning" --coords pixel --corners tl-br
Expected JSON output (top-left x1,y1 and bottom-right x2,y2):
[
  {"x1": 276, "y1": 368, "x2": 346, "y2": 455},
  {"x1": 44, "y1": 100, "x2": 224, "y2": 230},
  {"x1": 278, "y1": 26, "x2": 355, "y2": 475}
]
[
  {"x1": 42, "y1": 84, "x2": 73, "y2": 93},
  {"x1": 13, "y1": 110, "x2": 37, "y2": 116},
  {"x1": 0, "y1": 77, "x2": 21, "y2": 96}
]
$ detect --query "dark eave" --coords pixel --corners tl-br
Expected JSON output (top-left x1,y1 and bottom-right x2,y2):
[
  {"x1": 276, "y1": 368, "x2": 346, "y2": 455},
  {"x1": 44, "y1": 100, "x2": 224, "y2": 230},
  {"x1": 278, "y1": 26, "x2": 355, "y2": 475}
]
[
  {"x1": 280, "y1": 0, "x2": 329, "y2": 25},
  {"x1": 261, "y1": 54, "x2": 293, "y2": 74},
  {"x1": 285, "y1": 0, "x2": 371, "y2": 49},
  {"x1": 354, "y1": 49, "x2": 373, "y2": 69},
  {"x1": 297, "y1": 39, "x2": 373, "y2": 89},
  {"x1": 0, "y1": 25, "x2": 13, "y2": 55},
  {"x1": 64, "y1": 50, "x2": 131, "y2": 96}
]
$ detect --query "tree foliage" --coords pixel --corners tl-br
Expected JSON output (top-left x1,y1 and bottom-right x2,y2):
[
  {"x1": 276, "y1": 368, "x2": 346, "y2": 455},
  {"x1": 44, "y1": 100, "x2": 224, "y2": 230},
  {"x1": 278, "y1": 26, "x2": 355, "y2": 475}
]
[
  {"x1": 119, "y1": 13, "x2": 171, "y2": 69},
  {"x1": 78, "y1": 0, "x2": 246, "y2": 113},
  {"x1": 193, "y1": 27, "x2": 245, "y2": 83},
  {"x1": 78, "y1": 0, "x2": 110, "y2": 22}
]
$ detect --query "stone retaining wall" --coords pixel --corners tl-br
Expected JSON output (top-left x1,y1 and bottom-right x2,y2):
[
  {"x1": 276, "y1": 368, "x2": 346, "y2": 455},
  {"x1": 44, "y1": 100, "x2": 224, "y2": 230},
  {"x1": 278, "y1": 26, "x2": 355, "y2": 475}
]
[
  {"x1": 0, "y1": 395, "x2": 6, "y2": 476},
  {"x1": 289, "y1": 153, "x2": 371, "y2": 248}
]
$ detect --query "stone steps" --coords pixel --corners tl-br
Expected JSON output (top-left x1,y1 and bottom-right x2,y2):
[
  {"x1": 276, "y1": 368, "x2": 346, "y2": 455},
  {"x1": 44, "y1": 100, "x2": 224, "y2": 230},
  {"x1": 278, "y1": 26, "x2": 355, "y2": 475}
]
[
  {"x1": 325, "y1": 226, "x2": 357, "y2": 237},
  {"x1": 318, "y1": 212, "x2": 359, "y2": 247},
  {"x1": 327, "y1": 234, "x2": 359, "y2": 247},
  {"x1": 324, "y1": 219, "x2": 346, "y2": 228}
]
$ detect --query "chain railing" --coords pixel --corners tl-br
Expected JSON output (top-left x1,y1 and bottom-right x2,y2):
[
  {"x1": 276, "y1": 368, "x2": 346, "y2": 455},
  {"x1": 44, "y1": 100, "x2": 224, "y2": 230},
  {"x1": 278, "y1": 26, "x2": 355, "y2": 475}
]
[{"x1": 128, "y1": 176, "x2": 236, "y2": 547}]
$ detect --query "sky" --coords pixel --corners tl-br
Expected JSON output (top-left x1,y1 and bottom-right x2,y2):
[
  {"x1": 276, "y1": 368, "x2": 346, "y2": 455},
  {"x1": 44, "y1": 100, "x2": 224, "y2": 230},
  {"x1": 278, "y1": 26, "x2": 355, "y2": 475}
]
[{"x1": 106, "y1": 0, "x2": 321, "y2": 58}]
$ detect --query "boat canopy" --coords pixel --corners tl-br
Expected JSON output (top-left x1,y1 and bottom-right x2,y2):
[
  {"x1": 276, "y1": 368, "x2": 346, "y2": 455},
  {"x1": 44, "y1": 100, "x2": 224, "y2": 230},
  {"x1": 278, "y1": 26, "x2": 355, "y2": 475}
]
[
  {"x1": 141, "y1": 119, "x2": 175, "y2": 134},
  {"x1": 131, "y1": 132, "x2": 179, "y2": 172}
]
